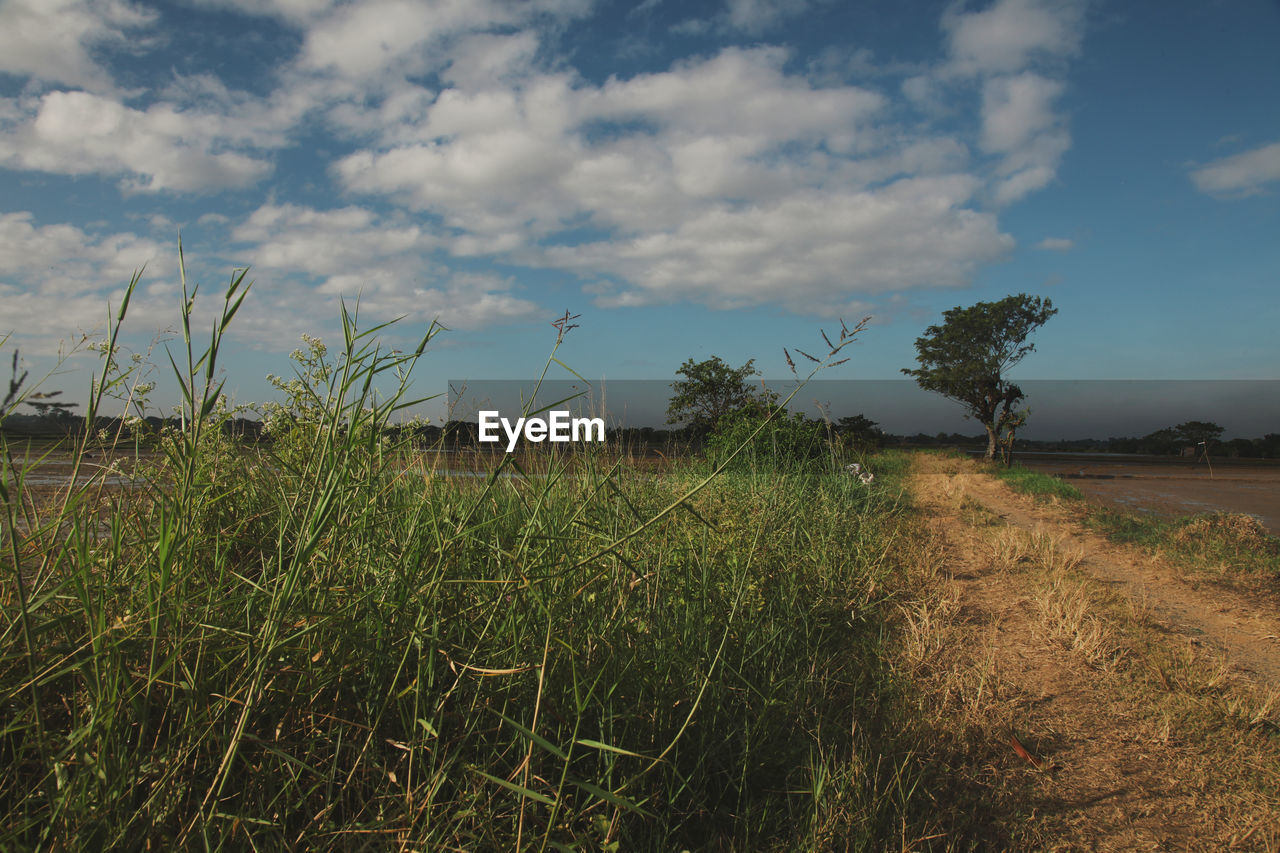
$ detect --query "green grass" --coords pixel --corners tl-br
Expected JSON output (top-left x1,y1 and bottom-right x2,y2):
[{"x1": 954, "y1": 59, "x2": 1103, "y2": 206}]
[
  {"x1": 1, "y1": 265, "x2": 940, "y2": 849},
  {"x1": 990, "y1": 462, "x2": 1084, "y2": 501}
]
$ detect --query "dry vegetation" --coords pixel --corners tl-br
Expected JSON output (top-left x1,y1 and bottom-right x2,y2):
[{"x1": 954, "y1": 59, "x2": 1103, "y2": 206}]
[{"x1": 898, "y1": 453, "x2": 1280, "y2": 850}]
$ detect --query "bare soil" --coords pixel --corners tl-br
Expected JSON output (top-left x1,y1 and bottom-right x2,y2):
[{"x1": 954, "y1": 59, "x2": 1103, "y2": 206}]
[
  {"x1": 1016, "y1": 457, "x2": 1280, "y2": 534},
  {"x1": 908, "y1": 455, "x2": 1280, "y2": 851}
]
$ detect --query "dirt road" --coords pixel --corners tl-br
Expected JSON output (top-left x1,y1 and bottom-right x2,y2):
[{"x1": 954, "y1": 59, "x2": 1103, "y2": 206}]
[{"x1": 908, "y1": 455, "x2": 1280, "y2": 850}]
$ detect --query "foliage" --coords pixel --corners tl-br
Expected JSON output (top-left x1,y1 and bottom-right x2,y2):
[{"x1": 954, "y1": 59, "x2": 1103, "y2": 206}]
[
  {"x1": 1174, "y1": 420, "x2": 1225, "y2": 446},
  {"x1": 1142, "y1": 420, "x2": 1225, "y2": 455},
  {"x1": 666, "y1": 355, "x2": 771, "y2": 437},
  {"x1": 707, "y1": 406, "x2": 832, "y2": 471},
  {"x1": 835, "y1": 414, "x2": 884, "y2": 449},
  {"x1": 2, "y1": 349, "x2": 28, "y2": 419},
  {"x1": 903, "y1": 294, "x2": 1057, "y2": 462},
  {"x1": 0, "y1": 270, "x2": 945, "y2": 850}
]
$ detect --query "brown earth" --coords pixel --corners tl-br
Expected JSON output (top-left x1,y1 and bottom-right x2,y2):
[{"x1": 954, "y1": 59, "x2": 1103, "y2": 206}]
[
  {"x1": 907, "y1": 455, "x2": 1280, "y2": 851},
  {"x1": 1015, "y1": 457, "x2": 1280, "y2": 535}
]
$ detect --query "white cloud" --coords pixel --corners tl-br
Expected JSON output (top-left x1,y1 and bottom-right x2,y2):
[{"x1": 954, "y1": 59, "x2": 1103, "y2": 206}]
[
  {"x1": 330, "y1": 42, "x2": 1029, "y2": 315},
  {"x1": 979, "y1": 73, "x2": 1069, "y2": 204},
  {"x1": 980, "y1": 73, "x2": 1062, "y2": 153},
  {"x1": 0, "y1": 212, "x2": 173, "y2": 350},
  {"x1": 928, "y1": 0, "x2": 1085, "y2": 205},
  {"x1": 1190, "y1": 141, "x2": 1280, "y2": 197},
  {"x1": 232, "y1": 204, "x2": 438, "y2": 276},
  {"x1": 0, "y1": 0, "x2": 1086, "y2": 336},
  {"x1": 942, "y1": 0, "x2": 1084, "y2": 77},
  {"x1": 587, "y1": 48, "x2": 882, "y2": 139},
  {"x1": 1036, "y1": 237, "x2": 1073, "y2": 251},
  {"x1": 337, "y1": 48, "x2": 886, "y2": 239},
  {"x1": 229, "y1": 203, "x2": 538, "y2": 329},
  {"x1": 537, "y1": 177, "x2": 1013, "y2": 314},
  {"x1": 441, "y1": 31, "x2": 543, "y2": 89},
  {"x1": 296, "y1": 0, "x2": 590, "y2": 82},
  {"x1": 0, "y1": 0, "x2": 157, "y2": 91},
  {"x1": 0, "y1": 90, "x2": 274, "y2": 191}
]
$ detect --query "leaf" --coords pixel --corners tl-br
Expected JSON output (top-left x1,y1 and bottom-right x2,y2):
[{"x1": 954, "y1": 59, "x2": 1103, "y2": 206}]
[
  {"x1": 1009, "y1": 730, "x2": 1041, "y2": 768},
  {"x1": 473, "y1": 769, "x2": 556, "y2": 805},
  {"x1": 574, "y1": 738, "x2": 647, "y2": 759}
]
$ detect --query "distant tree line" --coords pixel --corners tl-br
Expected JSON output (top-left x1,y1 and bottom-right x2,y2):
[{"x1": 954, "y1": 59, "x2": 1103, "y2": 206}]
[
  {"x1": 881, "y1": 423, "x2": 1280, "y2": 459},
  {"x1": 6, "y1": 405, "x2": 1276, "y2": 460}
]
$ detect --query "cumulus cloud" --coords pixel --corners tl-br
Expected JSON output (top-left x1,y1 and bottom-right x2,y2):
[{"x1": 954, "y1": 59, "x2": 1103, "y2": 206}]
[
  {"x1": 0, "y1": 212, "x2": 172, "y2": 350},
  {"x1": 0, "y1": 0, "x2": 157, "y2": 91},
  {"x1": 330, "y1": 42, "x2": 1022, "y2": 314},
  {"x1": 979, "y1": 72, "x2": 1069, "y2": 203},
  {"x1": 0, "y1": 0, "x2": 1089, "y2": 339},
  {"x1": 1190, "y1": 141, "x2": 1280, "y2": 197},
  {"x1": 920, "y1": 0, "x2": 1086, "y2": 206},
  {"x1": 0, "y1": 90, "x2": 274, "y2": 191},
  {"x1": 537, "y1": 177, "x2": 1013, "y2": 314},
  {"x1": 229, "y1": 203, "x2": 539, "y2": 329},
  {"x1": 336, "y1": 48, "x2": 886, "y2": 237},
  {"x1": 942, "y1": 0, "x2": 1084, "y2": 77},
  {"x1": 980, "y1": 73, "x2": 1062, "y2": 153},
  {"x1": 296, "y1": 0, "x2": 590, "y2": 82}
]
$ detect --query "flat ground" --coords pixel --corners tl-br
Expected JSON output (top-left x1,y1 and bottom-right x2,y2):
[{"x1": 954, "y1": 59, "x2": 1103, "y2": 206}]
[
  {"x1": 906, "y1": 454, "x2": 1280, "y2": 850},
  {"x1": 1015, "y1": 456, "x2": 1280, "y2": 534}
]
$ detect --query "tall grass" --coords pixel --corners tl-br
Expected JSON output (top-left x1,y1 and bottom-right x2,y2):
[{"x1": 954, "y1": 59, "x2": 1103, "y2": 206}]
[{"x1": 2, "y1": 263, "x2": 931, "y2": 849}]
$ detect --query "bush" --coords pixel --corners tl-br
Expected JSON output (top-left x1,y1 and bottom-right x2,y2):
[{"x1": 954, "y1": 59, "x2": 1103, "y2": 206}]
[{"x1": 706, "y1": 406, "x2": 833, "y2": 472}]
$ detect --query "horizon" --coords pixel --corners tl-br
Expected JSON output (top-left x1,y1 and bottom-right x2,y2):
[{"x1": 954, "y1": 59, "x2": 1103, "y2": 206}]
[{"x1": 6, "y1": 379, "x2": 1278, "y2": 444}]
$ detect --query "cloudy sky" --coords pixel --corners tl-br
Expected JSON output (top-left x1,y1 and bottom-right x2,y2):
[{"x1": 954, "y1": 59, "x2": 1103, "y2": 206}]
[{"x1": 1, "y1": 0, "x2": 1277, "y2": 424}]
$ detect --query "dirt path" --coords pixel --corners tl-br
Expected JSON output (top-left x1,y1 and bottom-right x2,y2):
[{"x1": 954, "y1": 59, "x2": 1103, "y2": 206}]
[
  {"x1": 939, "y1": 466, "x2": 1280, "y2": 688},
  {"x1": 907, "y1": 455, "x2": 1280, "y2": 851}
]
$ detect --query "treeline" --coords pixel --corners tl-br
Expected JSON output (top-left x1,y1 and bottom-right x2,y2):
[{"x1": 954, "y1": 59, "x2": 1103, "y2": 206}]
[
  {"x1": 0, "y1": 413, "x2": 271, "y2": 442},
  {"x1": 5, "y1": 411, "x2": 1278, "y2": 458},
  {"x1": 888, "y1": 431, "x2": 1280, "y2": 459},
  {"x1": 0, "y1": 413, "x2": 701, "y2": 453},
  {"x1": 1006, "y1": 433, "x2": 1280, "y2": 458}
]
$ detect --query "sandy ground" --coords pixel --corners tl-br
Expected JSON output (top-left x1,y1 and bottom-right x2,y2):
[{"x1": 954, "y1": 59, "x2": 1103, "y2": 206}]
[
  {"x1": 1015, "y1": 457, "x2": 1280, "y2": 534},
  {"x1": 911, "y1": 456, "x2": 1280, "y2": 850}
]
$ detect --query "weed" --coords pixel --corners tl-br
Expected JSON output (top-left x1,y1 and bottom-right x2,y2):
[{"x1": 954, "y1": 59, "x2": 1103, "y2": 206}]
[{"x1": 0, "y1": 258, "x2": 935, "y2": 850}]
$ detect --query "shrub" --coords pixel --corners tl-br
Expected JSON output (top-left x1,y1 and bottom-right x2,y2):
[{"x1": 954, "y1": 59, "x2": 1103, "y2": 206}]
[{"x1": 706, "y1": 405, "x2": 833, "y2": 471}]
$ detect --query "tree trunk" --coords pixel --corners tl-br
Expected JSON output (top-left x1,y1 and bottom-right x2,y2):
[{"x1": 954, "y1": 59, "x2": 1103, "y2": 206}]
[{"x1": 984, "y1": 423, "x2": 998, "y2": 461}]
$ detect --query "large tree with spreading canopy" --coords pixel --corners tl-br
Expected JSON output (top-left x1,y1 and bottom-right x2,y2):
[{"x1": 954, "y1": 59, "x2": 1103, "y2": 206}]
[{"x1": 903, "y1": 294, "x2": 1057, "y2": 462}]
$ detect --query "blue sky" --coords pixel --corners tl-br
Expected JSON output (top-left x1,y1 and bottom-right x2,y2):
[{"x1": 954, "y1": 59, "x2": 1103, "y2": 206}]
[{"x1": 1, "y1": 0, "x2": 1278, "y2": 429}]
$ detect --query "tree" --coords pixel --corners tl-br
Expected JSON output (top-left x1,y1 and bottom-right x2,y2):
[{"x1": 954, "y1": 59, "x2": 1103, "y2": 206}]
[
  {"x1": 902, "y1": 294, "x2": 1057, "y2": 462},
  {"x1": 835, "y1": 414, "x2": 883, "y2": 447},
  {"x1": 667, "y1": 356, "x2": 770, "y2": 437},
  {"x1": 1173, "y1": 421, "x2": 1223, "y2": 448},
  {"x1": 1142, "y1": 422, "x2": 1225, "y2": 455}
]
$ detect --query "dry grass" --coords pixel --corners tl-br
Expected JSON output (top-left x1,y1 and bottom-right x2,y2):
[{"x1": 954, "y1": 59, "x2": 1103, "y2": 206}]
[{"x1": 898, "y1": 453, "x2": 1280, "y2": 851}]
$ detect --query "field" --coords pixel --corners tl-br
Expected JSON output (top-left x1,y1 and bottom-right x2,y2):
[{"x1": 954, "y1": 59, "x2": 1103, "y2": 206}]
[
  {"x1": 4, "y1": 283, "x2": 1279, "y2": 849},
  {"x1": 1014, "y1": 453, "x2": 1280, "y2": 534}
]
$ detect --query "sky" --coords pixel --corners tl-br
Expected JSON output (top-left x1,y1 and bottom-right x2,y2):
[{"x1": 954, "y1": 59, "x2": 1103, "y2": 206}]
[{"x1": 1, "y1": 0, "x2": 1278, "y2": 435}]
